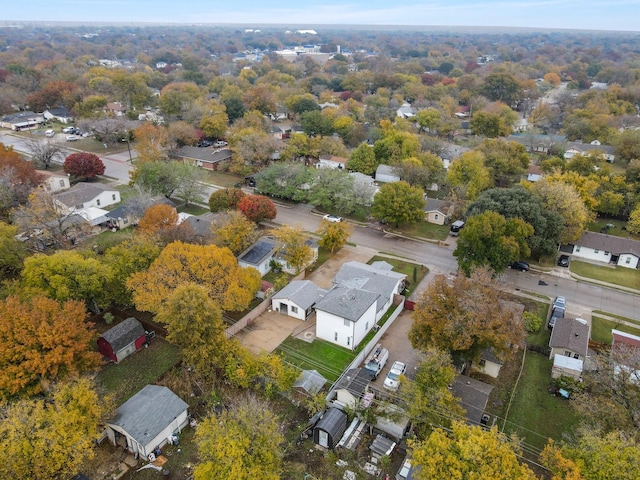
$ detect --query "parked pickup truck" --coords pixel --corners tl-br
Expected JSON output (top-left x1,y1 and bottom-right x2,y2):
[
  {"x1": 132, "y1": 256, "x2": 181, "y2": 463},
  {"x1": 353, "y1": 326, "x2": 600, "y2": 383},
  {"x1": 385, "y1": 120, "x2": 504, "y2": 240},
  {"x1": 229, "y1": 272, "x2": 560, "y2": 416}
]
[{"x1": 364, "y1": 343, "x2": 389, "y2": 380}]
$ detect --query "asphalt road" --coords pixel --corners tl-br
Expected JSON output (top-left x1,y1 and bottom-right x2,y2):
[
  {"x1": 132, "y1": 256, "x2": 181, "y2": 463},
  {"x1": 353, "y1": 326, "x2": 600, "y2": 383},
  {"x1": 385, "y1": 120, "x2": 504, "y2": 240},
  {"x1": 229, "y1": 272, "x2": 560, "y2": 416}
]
[
  {"x1": 275, "y1": 202, "x2": 640, "y2": 322},
  {"x1": 5, "y1": 131, "x2": 639, "y2": 321}
]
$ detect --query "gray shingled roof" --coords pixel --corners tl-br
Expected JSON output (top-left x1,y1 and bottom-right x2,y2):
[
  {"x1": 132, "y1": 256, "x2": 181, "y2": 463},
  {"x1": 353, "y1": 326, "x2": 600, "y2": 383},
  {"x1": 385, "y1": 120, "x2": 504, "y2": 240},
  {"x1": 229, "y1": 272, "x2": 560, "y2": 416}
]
[
  {"x1": 176, "y1": 146, "x2": 232, "y2": 164},
  {"x1": 335, "y1": 368, "x2": 371, "y2": 397},
  {"x1": 100, "y1": 317, "x2": 145, "y2": 352},
  {"x1": 55, "y1": 182, "x2": 118, "y2": 208},
  {"x1": 109, "y1": 385, "x2": 188, "y2": 446},
  {"x1": 451, "y1": 375, "x2": 493, "y2": 425},
  {"x1": 424, "y1": 197, "x2": 448, "y2": 213},
  {"x1": 183, "y1": 212, "x2": 222, "y2": 239},
  {"x1": 293, "y1": 369, "x2": 327, "y2": 394},
  {"x1": 238, "y1": 237, "x2": 280, "y2": 265},
  {"x1": 272, "y1": 280, "x2": 326, "y2": 310},
  {"x1": 577, "y1": 231, "x2": 640, "y2": 257},
  {"x1": 315, "y1": 285, "x2": 379, "y2": 322},
  {"x1": 550, "y1": 317, "x2": 590, "y2": 357},
  {"x1": 334, "y1": 261, "x2": 405, "y2": 313}
]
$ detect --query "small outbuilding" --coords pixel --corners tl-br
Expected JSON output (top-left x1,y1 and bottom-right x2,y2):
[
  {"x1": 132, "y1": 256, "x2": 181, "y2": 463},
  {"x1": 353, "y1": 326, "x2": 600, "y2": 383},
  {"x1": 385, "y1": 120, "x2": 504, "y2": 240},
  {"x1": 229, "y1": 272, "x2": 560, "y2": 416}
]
[
  {"x1": 313, "y1": 408, "x2": 348, "y2": 449},
  {"x1": 97, "y1": 317, "x2": 148, "y2": 364},
  {"x1": 552, "y1": 355, "x2": 584, "y2": 380},
  {"x1": 105, "y1": 385, "x2": 189, "y2": 460}
]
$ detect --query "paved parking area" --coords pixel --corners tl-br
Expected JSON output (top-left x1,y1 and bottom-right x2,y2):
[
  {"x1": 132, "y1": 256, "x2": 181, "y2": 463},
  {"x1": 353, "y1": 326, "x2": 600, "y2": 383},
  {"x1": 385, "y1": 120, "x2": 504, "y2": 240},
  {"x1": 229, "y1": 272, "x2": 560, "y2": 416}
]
[{"x1": 368, "y1": 309, "x2": 421, "y2": 389}]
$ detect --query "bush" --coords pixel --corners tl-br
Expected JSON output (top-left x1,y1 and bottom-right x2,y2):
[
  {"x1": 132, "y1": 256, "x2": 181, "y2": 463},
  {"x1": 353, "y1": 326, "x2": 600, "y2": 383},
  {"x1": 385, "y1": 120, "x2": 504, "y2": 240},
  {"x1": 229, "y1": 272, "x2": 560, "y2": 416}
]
[
  {"x1": 103, "y1": 312, "x2": 114, "y2": 325},
  {"x1": 523, "y1": 311, "x2": 543, "y2": 333}
]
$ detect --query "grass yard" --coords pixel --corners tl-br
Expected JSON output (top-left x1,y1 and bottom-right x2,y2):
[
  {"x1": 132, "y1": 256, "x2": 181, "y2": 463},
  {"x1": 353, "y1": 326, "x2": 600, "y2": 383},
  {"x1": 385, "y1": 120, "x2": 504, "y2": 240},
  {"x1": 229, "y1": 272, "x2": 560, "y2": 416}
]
[
  {"x1": 587, "y1": 218, "x2": 640, "y2": 241},
  {"x1": 570, "y1": 260, "x2": 640, "y2": 290},
  {"x1": 96, "y1": 337, "x2": 180, "y2": 405},
  {"x1": 367, "y1": 255, "x2": 429, "y2": 297},
  {"x1": 79, "y1": 228, "x2": 134, "y2": 252},
  {"x1": 202, "y1": 170, "x2": 244, "y2": 188},
  {"x1": 276, "y1": 337, "x2": 356, "y2": 382},
  {"x1": 591, "y1": 316, "x2": 640, "y2": 344},
  {"x1": 395, "y1": 221, "x2": 450, "y2": 241},
  {"x1": 502, "y1": 352, "x2": 581, "y2": 451}
]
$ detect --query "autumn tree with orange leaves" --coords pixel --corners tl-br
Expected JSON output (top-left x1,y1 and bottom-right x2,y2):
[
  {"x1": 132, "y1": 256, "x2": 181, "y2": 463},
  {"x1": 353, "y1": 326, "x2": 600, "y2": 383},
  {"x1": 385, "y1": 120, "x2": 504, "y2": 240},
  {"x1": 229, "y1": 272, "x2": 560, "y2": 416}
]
[
  {"x1": 0, "y1": 296, "x2": 100, "y2": 400},
  {"x1": 127, "y1": 241, "x2": 261, "y2": 313},
  {"x1": 238, "y1": 194, "x2": 277, "y2": 223},
  {"x1": 137, "y1": 203, "x2": 195, "y2": 245}
]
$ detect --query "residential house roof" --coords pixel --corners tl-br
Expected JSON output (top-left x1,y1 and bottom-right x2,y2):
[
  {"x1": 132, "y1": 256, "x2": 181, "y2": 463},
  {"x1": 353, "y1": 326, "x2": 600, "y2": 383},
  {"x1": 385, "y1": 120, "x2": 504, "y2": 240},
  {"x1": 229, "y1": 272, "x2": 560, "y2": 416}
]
[
  {"x1": 272, "y1": 280, "x2": 327, "y2": 310},
  {"x1": 424, "y1": 197, "x2": 449, "y2": 214},
  {"x1": 315, "y1": 285, "x2": 379, "y2": 322},
  {"x1": 293, "y1": 369, "x2": 327, "y2": 394},
  {"x1": 106, "y1": 197, "x2": 176, "y2": 220},
  {"x1": 319, "y1": 155, "x2": 347, "y2": 165},
  {"x1": 183, "y1": 212, "x2": 222, "y2": 239},
  {"x1": 451, "y1": 374, "x2": 493, "y2": 425},
  {"x1": 46, "y1": 107, "x2": 73, "y2": 118},
  {"x1": 55, "y1": 182, "x2": 118, "y2": 208},
  {"x1": 350, "y1": 172, "x2": 375, "y2": 186},
  {"x1": 334, "y1": 261, "x2": 405, "y2": 313},
  {"x1": 176, "y1": 146, "x2": 233, "y2": 165},
  {"x1": 1, "y1": 111, "x2": 42, "y2": 124},
  {"x1": 335, "y1": 368, "x2": 371, "y2": 398},
  {"x1": 549, "y1": 317, "x2": 590, "y2": 357},
  {"x1": 100, "y1": 317, "x2": 145, "y2": 352},
  {"x1": 566, "y1": 140, "x2": 614, "y2": 156},
  {"x1": 109, "y1": 385, "x2": 188, "y2": 446},
  {"x1": 576, "y1": 231, "x2": 640, "y2": 258},
  {"x1": 375, "y1": 164, "x2": 398, "y2": 179},
  {"x1": 612, "y1": 329, "x2": 640, "y2": 349},
  {"x1": 238, "y1": 237, "x2": 280, "y2": 266}
]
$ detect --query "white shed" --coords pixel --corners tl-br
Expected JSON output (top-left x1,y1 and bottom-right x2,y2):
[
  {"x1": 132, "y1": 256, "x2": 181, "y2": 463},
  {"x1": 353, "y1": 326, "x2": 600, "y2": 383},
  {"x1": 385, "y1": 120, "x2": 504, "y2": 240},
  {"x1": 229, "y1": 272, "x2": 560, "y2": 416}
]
[{"x1": 552, "y1": 355, "x2": 584, "y2": 380}]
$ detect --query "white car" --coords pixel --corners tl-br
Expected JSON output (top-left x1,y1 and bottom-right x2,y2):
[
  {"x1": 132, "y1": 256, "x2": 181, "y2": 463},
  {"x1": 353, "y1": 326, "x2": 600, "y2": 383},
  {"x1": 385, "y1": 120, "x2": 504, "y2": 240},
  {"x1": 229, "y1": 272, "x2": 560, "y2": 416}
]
[
  {"x1": 62, "y1": 126, "x2": 76, "y2": 134},
  {"x1": 323, "y1": 214, "x2": 343, "y2": 223},
  {"x1": 66, "y1": 135, "x2": 79, "y2": 142},
  {"x1": 383, "y1": 360, "x2": 406, "y2": 391}
]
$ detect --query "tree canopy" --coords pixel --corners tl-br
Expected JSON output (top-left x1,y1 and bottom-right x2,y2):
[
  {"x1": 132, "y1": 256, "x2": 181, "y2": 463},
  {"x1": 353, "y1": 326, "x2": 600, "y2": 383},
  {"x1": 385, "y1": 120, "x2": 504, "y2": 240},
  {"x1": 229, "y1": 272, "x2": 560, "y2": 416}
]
[
  {"x1": 411, "y1": 421, "x2": 537, "y2": 480},
  {"x1": 454, "y1": 211, "x2": 533, "y2": 275},
  {"x1": 0, "y1": 296, "x2": 100, "y2": 400},
  {"x1": 409, "y1": 268, "x2": 525, "y2": 366},
  {"x1": 127, "y1": 241, "x2": 261, "y2": 313},
  {"x1": 371, "y1": 180, "x2": 426, "y2": 227}
]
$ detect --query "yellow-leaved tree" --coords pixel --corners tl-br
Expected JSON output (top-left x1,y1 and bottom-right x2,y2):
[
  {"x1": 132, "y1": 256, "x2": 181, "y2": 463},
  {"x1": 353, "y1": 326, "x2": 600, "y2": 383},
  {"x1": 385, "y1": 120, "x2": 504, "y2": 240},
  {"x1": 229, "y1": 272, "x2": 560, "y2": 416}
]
[
  {"x1": 194, "y1": 395, "x2": 284, "y2": 480},
  {"x1": 0, "y1": 377, "x2": 109, "y2": 480},
  {"x1": 127, "y1": 241, "x2": 261, "y2": 313},
  {"x1": 410, "y1": 421, "x2": 538, "y2": 479}
]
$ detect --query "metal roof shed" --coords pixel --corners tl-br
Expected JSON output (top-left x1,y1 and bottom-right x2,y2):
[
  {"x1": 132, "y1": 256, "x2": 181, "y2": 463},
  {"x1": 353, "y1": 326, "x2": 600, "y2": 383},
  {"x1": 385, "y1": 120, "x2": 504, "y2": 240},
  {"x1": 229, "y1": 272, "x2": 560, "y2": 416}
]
[{"x1": 314, "y1": 408, "x2": 348, "y2": 449}]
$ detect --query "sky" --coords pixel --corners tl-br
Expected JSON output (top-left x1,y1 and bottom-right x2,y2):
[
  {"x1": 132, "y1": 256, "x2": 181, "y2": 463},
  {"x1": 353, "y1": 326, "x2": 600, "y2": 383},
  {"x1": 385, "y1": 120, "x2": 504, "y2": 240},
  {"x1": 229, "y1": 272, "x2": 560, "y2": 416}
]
[{"x1": 2, "y1": 0, "x2": 640, "y2": 32}]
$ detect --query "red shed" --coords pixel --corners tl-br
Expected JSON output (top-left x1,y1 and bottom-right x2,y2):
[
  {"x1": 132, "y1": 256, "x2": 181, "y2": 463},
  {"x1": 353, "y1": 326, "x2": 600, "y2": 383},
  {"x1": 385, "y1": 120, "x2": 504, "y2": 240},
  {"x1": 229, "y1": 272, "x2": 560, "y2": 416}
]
[{"x1": 97, "y1": 317, "x2": 147, "y2": 363}]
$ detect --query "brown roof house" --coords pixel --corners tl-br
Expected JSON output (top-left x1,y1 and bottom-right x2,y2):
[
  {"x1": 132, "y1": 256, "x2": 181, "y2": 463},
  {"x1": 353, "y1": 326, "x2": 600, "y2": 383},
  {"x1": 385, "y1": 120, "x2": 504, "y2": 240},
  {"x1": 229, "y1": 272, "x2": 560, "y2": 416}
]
[{"x1": 549, "y1": 317, "x2": 590, "y2": 363}]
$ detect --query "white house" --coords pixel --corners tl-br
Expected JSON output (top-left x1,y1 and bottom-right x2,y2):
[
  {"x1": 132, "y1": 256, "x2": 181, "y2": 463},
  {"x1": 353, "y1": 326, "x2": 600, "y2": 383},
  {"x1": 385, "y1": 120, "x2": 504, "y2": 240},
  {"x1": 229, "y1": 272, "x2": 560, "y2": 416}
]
[
  {"x1": 54, "y1": 182, "x2": 121, "y2": 210},
  {"x1": 333, "y1": 261, "x2": 406, "y2": 322},
  {"x1": 570, "y1": 231, "x2": 640, "y2": 269},
  {"x1": 317, "y1": 155, "x2": 347, "y2": 170},
  {"x1": 271, "y1": 280, "x2": 326, "y2": 320},
  {"x1": 315, "y1": 285, "x2": 379, "y2": 350},
  {"x1": 396, "y1": 102, "x2": 416, "y2": 119},
  {"x1": 375, "y1": 164, "x2": 400, "y2": 184},
  {"x1": 0, "y1": 111, "x2": 45, "y2": 131},
  {"x1": 237, "y1": 237, "x2": 281, "y2": 276},
  {"x1": 43, "y1": 107, "x2": 74, "y2": 124},
  {"x1": 39, "y1": 171, "x2": 71, "y2": 193},
  {"x1": 105, "y1": 385, "x2": 188, "y2": 460},
  {"x1": 563, "y1": 140, "x2": 615, "y2": 163}
]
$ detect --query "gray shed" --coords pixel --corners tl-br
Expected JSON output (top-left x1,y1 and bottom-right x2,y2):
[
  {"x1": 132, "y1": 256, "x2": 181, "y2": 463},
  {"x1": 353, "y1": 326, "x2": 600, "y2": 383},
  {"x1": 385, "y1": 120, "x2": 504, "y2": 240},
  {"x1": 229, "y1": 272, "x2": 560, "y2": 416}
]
[{"x1": 314, "y1": 408, "x2": 348, "y2": 449}]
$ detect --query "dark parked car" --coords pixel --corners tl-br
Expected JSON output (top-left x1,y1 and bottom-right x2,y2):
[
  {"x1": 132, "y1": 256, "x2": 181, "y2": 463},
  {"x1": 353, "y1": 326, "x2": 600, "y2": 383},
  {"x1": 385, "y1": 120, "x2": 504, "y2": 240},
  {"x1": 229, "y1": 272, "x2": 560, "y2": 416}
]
[
  {"x1": 557, "y1": 255, "x2": 570, "y2": 267},
  {"x1": 548, "y1": 306, "x2": 565, "y2": 329},
  {"x1": 509, "y1": 261, "x2": 530, "y2": 272},
  {"x1": 197, "y1": 139, "x2": 213, "y2": 148}
]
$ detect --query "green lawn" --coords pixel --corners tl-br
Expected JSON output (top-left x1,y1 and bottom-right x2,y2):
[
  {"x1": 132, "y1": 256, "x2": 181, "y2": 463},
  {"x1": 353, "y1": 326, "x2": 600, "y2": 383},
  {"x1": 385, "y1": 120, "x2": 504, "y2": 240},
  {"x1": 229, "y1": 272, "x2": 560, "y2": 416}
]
[
  {"x1": 592, "y1": 310, "x2": 640, "y2": 326},
  {"x1": 96, "y1": 338, "x2": 180, "y2": 405},
  {"x1": 202, "y1": 170, "x2": 244, "y2": 188},
  {"x1": 570, "y1": 260, "x2": 640, "y2": 290},
  {"x1": 588, "y1": 218, "x2": 640, "y2": 241},
  {"x1": 276, "y1": 337, "x2": 356, "y2": 382},
  {"x1": 501, "y1": 353, "x2": 581, "y2": 451},
  {"x1": 591, "y1": 316, "x2": 640, "y2": 344},
  {"x1": 395, "y1": 221, "x2": 450, "y2": 241},
  {"x1": 367, "y1": 255, "x2": 429, "y2": 297}
]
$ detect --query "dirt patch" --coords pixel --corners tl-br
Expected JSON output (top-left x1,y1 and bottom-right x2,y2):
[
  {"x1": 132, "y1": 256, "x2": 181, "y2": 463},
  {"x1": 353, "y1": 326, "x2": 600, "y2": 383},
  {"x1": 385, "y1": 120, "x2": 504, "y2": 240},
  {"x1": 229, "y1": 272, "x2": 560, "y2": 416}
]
[
  {"x1": 234, "y1": 311, "x2": 303, "y2": 354},
  {"x1": 306, "y1": 244, "x2": 377, "y2": 288}
]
